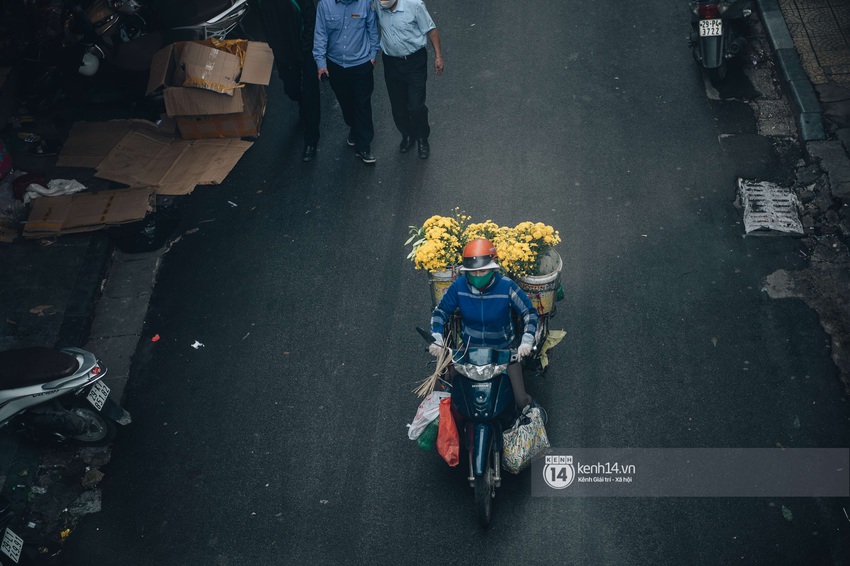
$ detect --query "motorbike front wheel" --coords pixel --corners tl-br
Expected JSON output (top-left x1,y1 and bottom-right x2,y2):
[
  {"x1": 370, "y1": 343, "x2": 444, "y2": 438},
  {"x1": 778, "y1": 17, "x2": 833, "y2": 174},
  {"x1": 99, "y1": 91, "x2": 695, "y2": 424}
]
[
  {"x1": 474, "y1": 448, "x2": 495, "y2": 527},
  {"x1": 67, "y1": 406, "x2": 117, "y2": 445}
]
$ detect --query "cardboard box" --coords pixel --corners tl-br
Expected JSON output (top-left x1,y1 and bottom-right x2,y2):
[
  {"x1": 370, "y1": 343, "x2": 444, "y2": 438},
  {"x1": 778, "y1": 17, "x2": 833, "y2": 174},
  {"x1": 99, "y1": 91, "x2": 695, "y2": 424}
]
[
  {"x1": 23, "y1": 187, "x2": 155, "y2": 239},
  {"x1": 180, "y1": 41, "x2": 241, "y2": 96},
  {"x1": 176, "y1": 84, "x2": 266, "y2": 139},
  {"x1": 147, "y1": 40, "x2": 274, "y2": 117}
]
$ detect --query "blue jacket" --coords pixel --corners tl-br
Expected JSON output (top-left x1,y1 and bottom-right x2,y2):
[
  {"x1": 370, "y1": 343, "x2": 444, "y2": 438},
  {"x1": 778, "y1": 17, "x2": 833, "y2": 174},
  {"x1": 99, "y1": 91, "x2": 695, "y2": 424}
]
[{"x1": 431, "y1": 273, "x2": 538, "y2": 349}]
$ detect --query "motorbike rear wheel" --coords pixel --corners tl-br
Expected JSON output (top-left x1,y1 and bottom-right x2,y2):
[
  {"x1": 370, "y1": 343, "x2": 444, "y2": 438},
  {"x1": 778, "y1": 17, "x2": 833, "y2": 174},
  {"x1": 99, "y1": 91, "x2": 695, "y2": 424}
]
[
  {"x1": 474, "y1": 448, "x2": 495, "y2": 527},
  {"x1": 67, "y1": 405, "x2": 117, "y2": 445},
  {"x1": 708, "y1": 61, "x2": 728, "y2": 82}
]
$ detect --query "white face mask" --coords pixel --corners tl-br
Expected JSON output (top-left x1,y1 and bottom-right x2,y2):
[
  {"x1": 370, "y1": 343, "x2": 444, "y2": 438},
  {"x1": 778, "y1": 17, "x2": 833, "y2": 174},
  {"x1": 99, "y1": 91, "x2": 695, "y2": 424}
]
[{"x1": 378, "y1": 0, "x2": 394, "y2": 8}]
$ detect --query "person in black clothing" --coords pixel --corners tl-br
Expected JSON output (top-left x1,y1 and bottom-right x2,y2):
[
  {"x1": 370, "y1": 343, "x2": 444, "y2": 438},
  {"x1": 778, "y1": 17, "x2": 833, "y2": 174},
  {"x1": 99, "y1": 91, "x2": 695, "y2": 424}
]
[{"x1": 259, "y1": 0, "x2": 321, "y2": 162}]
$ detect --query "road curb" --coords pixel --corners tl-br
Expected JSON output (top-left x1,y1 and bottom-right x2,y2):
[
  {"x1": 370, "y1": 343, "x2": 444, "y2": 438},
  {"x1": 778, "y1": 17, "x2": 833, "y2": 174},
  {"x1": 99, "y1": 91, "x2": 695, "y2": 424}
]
[
  {"x1": 54, "y1": 233, "x2": 113, "y2": 350},
  {"x1": 755, "y1": 0, "x2": 827, "y2": 142}
]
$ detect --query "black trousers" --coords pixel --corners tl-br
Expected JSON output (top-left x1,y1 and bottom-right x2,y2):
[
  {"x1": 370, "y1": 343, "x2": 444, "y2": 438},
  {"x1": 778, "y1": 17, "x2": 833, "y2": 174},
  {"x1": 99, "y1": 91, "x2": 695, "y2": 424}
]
[
  {"x1": 382, "y1": 48, "x2": 430, "y2": 140},
  {"x1": 327, "y1": 59, "x2": 375, "y2": 153},
  {"x1": 278, "y1": 56, "x2": 321, "y2": 146}
]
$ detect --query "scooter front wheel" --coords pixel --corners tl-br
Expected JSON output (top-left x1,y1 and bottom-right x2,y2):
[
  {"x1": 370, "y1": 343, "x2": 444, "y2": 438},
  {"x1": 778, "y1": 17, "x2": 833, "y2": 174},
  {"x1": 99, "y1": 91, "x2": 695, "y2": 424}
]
[{"x1": 474, "y1": 449, "x2": 494, "y2": 527}]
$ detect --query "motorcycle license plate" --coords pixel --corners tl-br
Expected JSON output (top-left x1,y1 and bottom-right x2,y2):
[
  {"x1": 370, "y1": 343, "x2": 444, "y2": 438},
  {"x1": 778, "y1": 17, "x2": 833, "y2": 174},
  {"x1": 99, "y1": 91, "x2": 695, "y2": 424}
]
[
  {"x1": 699, "y1": 19, "x2": 722, "y2": 37},
  {"x1": 1, "y1": 527, "x2": 23, "y2": 563},
  {"x1": 86, "y1": 380, "x2": 110, "y2": 411}
]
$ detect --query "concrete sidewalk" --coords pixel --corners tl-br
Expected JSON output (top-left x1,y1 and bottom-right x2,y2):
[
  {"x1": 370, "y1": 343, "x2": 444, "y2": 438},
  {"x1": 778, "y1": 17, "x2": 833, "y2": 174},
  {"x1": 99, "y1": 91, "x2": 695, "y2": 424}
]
[
  {"x1": 759, "y1": 0, "x2": 850, "y2": 142},
  {"x1": 0, "y1": 149, "x2": 165, "y2": 560}
]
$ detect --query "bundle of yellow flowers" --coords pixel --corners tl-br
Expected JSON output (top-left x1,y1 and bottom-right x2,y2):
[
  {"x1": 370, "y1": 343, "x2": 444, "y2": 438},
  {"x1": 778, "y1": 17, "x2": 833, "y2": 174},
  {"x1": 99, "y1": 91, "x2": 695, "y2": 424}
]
[
  {"x1": 406, "y1": 213, "x2": 561, "y2": 277},
  {"x1": 493, "y1": 222, "x2": 561, "y2": 277},
  {"x1": 405, "y1": 209, "x2": 469, "y2": 273}
]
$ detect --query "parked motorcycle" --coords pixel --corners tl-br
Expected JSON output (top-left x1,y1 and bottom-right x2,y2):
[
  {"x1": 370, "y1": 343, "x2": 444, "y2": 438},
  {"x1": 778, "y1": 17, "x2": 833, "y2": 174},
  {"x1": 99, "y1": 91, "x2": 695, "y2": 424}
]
[
  {"x1": 0, "y1": 495, "x2": 35, "y2": 565},
  {"x1": 689, "y1": 0, "x2": 753, "y2": 81},
  {"x1": 66, "y1": 0, "x2": 250, "y2": 76},
  {"x1": 0, "y1": 346, "x2": 131, "y2": 445}
]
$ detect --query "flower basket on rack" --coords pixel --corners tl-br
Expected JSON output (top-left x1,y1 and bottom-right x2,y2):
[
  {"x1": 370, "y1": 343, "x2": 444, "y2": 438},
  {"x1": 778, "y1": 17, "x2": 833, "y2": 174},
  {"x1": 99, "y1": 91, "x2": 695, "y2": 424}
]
[
  {"x1": 513, "y1": 248, "x2": 563, "y2": 315},
  {"x1": 428, "y1": 265, "x2": 461, "y2": 307}
]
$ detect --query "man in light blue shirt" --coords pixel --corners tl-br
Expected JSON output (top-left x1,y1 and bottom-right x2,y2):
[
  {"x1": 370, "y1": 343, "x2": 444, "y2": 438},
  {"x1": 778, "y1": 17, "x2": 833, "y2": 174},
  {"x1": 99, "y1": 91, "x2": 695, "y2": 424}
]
[
  {"x1": 313, "y1": 0, "x2": 380, "y2": 164},
  {"x1": 375, "y1": 0, "x2": 443, "y2": 159}
]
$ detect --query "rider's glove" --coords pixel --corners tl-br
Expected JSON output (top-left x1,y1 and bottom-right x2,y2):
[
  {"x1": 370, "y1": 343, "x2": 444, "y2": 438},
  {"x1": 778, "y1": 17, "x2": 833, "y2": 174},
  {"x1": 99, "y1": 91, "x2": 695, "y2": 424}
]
[
  {"x1": 429, "y1": 333, "x2": 445, "y2": 357},
  {"x1": 517, "y1": 343, "x2": 532, "y2": 359}
]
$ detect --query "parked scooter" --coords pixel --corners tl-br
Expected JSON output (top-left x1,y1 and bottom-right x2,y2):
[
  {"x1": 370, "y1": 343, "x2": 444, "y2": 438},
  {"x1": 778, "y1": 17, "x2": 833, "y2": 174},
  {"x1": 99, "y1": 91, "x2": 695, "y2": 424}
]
[
  {"x1": 689, "y1": 0, "x2": 753, "y2": 81},
  {"x1": 0, "y1": 346, "x2": 131, "y2": 445},
  {"x1": 0, "y1": 495, "x2": 36, "y2": 565},
  {"x1": 67, "y1": 0, "x2": 250, "y2": 76}
]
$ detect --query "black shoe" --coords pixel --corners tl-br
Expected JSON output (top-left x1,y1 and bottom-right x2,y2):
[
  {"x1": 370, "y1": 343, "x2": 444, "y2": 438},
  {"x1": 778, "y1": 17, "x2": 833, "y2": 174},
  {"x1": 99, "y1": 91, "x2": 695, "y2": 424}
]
[
  {"x1": 346, "y1": 132, "x2": 355, "y2": 147},
  {"x1": 302, "y1": 145, "x2": 316, "y2": 162},
  {"x1": 399, "y1": 136, "x2": 414, "y2": 153},
  {"x1": 355, "y1": 149, "x2": 376, "y2": 164},
  {"x1": 417, "y1": 138, "x2": 430, "y2": 159}
]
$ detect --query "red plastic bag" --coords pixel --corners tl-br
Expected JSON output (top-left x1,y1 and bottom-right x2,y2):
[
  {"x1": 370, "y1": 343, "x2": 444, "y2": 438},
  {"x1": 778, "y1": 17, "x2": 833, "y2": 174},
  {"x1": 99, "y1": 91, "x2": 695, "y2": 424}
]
[
  {"x1": 0, "y1": 138, "x2": 12, "y2": 182},
  {"x1": 436, "y1": 397, "x2": 459, "y2": 467}
]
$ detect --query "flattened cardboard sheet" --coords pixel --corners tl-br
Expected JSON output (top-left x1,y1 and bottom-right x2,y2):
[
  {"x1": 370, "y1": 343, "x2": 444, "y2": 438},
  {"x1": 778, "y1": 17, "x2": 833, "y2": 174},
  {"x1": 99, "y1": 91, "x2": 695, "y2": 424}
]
[
  {"x1": 57, "y1": 120, "x2": 172, "y2": 168},
  {"x1": 23, "y1": 187, "x2": 154, "y2": 238},
  {"x1": 94, "y1": 129, "x2": 253, "y2": 195},
  {"x1": 57, "y1": 121, "x2": 131, "y2": 168},
  {"x1": 240, "y1": 42, "x2": 274, "y2": 85}
]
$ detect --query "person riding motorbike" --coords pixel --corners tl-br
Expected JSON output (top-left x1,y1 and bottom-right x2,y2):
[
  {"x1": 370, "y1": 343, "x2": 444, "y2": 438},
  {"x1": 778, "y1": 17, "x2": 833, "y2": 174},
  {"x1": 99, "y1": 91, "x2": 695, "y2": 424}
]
[{"x1": 429, "y1": 238, "x2": 547, "y2": 421}]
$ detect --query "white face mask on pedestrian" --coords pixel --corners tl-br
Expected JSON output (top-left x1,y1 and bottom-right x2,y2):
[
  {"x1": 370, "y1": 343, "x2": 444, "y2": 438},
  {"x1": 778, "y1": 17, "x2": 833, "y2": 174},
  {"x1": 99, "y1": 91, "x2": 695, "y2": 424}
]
[{"x1": 378, "y1": 0, "x2": 394, "y2": 8}]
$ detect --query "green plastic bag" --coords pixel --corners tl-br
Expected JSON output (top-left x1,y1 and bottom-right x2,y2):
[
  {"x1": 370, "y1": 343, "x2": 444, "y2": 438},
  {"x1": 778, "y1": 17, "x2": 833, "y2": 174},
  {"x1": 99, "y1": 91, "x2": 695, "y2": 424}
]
[{"x1": 417, "y1": 417, "x2": 439, "y2": 451}]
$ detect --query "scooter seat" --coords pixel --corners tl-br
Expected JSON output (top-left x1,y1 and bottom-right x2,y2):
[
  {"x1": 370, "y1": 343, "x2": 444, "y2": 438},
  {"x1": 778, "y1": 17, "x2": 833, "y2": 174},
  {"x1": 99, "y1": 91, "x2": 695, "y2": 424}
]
[{"x1": 0, "y1": 347, "x2": 79, "y2": 389}]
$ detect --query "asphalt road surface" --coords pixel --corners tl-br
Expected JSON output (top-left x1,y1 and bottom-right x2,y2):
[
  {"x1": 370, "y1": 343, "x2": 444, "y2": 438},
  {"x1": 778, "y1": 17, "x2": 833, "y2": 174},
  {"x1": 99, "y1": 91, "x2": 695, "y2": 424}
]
[{"x1": 65, "y1": 1, "x2": 850, "y2": 564}]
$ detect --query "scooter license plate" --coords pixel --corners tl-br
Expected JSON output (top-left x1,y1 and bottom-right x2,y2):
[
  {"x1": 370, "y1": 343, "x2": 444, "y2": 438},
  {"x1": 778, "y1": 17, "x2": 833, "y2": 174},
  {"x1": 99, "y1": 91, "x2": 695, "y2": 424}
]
[
  {"x1": 86, "y1": 380, "x2": 110, "y2": 411},
  {"x1": 1, "y1": 527, "x2": 23, "y2": 563},
  {"x1": 699, "y1": 19, "x2": 722, "y2": 37}
]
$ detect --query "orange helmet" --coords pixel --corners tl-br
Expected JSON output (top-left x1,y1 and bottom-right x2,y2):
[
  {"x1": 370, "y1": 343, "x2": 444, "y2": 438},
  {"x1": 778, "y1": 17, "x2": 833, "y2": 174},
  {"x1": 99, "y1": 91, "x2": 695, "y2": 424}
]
[{"x1": 460, "y1": 238, "x2": 499, "y2": 271}]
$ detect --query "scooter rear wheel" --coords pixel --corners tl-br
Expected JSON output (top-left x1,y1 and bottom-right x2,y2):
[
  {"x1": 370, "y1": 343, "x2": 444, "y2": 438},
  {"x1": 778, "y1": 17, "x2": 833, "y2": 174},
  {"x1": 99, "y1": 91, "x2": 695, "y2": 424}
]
[
  {"x1": 474, "y1": 449, "x2": 494, "y2": 527},
  {"x1": 708, "y1": 61, "x2": 728, "y2": 82},
  {"x1": 67, "y1": 406, "x2": 117, "y2": 445}
]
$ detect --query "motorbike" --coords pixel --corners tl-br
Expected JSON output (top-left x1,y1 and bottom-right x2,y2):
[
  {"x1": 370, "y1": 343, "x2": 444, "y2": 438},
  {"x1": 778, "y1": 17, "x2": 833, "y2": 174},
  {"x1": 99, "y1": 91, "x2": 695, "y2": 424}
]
[
  {"x1": 451, "y1": 346, "x2": 518, "y2": 526},
  {"x1": 419, "y1": 328, "x2": 518, "y2": 526},
  {"x1": 689, "y1": 0, "x2": 753, "y2": 81},
  {"x1": 0, "y1": 346, "x2": 131, "y2": 445},
  {"x1": 65, "y1": 0, "x2": 250, "y2": 76},
  {"x1": 0, "y1": 495, "x2": 35, "y2": 565}
]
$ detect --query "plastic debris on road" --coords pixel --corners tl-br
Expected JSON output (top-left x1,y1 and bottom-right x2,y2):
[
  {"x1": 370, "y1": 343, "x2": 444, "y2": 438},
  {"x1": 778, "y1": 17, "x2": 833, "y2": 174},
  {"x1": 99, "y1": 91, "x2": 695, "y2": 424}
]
[
  {"x1": 737, "y1": 179, "x2": 803, "y2": 236},
  {"x1": 191, "y1": 340, "x2": 205, "y2": 349}
]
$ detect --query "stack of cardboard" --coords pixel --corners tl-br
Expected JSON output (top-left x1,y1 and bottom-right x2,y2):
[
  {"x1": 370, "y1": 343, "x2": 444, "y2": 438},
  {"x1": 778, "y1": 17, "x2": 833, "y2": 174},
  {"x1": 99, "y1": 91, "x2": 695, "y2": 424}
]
[{"x1": 146, "y1": 40, "x2": 274, "y2": 140}]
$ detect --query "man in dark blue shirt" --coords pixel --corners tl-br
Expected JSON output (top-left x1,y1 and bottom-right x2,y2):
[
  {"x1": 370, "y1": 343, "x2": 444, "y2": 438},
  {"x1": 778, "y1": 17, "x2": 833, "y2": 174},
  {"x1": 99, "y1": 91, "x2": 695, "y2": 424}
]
[
  {"x1": 259, "y1": 0, "x2": 321, "y2": 163},
  {"x1": 313, "y1": 0, "x2": 380, "y2": 164}
]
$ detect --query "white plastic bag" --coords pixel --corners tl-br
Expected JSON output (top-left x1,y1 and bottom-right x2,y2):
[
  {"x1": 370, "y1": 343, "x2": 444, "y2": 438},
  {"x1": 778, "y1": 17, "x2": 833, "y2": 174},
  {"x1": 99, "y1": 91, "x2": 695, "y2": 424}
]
[{"x1": 406, "y1": 391, "x2": 450, "y2": 440}]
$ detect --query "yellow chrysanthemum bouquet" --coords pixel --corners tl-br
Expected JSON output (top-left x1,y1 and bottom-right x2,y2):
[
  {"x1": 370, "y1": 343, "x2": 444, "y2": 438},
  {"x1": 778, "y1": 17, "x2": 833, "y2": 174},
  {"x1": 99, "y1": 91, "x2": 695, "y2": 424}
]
[
  {"x1": 405, "y1": 209, "x2": 470, "y2": 273},
  {"x1": 406, "y1": 212, "x2": 560, "y2": 278},
  {"x1": 493, "y1": 222, "x2": 561, "y2": 277}
]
